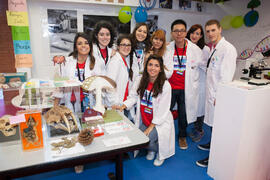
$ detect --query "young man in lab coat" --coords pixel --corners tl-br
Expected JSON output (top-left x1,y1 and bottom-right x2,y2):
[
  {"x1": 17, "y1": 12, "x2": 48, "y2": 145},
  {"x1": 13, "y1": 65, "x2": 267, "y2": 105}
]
[
  {"x1": 196, "y1": 19, "x2": 237, "y2": 167},
  {"x1": 164, "y1": 19, "x2": 202, "y2": 149}
]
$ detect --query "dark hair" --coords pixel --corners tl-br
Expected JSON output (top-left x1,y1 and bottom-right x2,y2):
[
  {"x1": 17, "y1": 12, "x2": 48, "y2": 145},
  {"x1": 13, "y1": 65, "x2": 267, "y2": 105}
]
[
  {"x1": 117, "y1": 34, "x2": 134, "y2": 81},
  {"x1": 205, "y1": 19, "x2": 221, "y2": 28},
  {"x1": 150, "y1": 29, "x2": 167, "y2": 56},
  {"x1": 171, "y1": 19, "x2": 187, "y2": 31},
  {"x1": 137, "y1": 54, "x2": 166, "y2": 99},
  {"x1": 131, "y1": 23, "x2": 151, "y2": 52},
  {"x1": 187, "y1": 24, "x2": 205, "y2": 49},
  {"x1": 92, "y1": 21, "x2": 116, "y2": 48},
  {"x1": 69, "y1": 32, "x2": 96, "y2": 70}
]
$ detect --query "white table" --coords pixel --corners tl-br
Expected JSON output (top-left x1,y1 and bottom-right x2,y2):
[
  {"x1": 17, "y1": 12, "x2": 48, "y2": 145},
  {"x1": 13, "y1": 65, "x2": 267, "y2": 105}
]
[{"x1": 0, "y1": 113, "x2": 149, "y2": 180}]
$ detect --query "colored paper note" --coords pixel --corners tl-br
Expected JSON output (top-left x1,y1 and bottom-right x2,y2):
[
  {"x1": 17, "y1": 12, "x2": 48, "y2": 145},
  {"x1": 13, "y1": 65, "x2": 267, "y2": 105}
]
[
  {"x1": 11, "y1": 26, "x2": 30, "y2": 40},
  {"x1": 13, "y1": 40, "x2": 32, "y2": 54},
  {"x1": 6, "y1": 11, "x2": 29, "y2": 26},
  {"x1": 9, "y1": 114, "x2": 26, "y2": 125},
  {"x1": 118, "y1": 0, "x2": 124, "y2": 3},
  {"x1": 8, "y1": 0, "x2": 27, "y2": 12},
  {"x1": 15, "y1": 54, "x2": 33, "y2": 68}
]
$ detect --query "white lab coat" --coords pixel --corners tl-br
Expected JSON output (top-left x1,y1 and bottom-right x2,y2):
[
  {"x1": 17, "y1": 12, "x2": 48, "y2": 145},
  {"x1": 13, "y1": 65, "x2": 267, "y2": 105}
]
[
  {"x1": 164, "y1": 40, "x2": 203, "y2": 124},
  {"x1": 53, "y1": 56, "x2": 100, "y2": 112},
  {"x1": 106, "y1": 52, "x2": 139, "y2": 105},
  {"x1": 123, "y1": 78, "x2": 175, "y2": 160},
  {"x1": 92, "y1": 44, "x2": 113, "y2": 75},
  {"x1": 197, "y1": 45, "x2": 210, "y2": 116},
  {"x1": 204, "y1": 37, "x2": 237, "y2": 126}
]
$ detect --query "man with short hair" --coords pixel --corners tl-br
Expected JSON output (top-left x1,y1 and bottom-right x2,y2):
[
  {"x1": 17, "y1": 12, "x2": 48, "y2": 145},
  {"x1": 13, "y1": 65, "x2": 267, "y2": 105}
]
[
  {"x1": 196, "y1": 19, "x2": 237, "y2": 167},
  {"x1": 164, "y1": 19, "x2": 203, "y2": 149}
]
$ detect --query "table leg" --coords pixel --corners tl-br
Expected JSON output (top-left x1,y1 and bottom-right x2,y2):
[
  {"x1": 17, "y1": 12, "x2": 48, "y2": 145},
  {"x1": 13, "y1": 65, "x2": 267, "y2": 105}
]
[{"x1": 115, "y1": 153, "x2": 123, "y2": 180}]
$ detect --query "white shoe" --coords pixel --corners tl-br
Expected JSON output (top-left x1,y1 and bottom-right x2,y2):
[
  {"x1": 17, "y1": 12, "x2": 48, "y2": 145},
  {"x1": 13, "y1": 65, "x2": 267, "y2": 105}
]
[
  {"x1": 134, "y1": 150, "x2": 139, "y2": 158},
  {"x1": 153, "y1": 154, "x2": 164, "y2": 166},
  {"x1": 146, "y1": 151, "x2": 155, "y2": 160}
]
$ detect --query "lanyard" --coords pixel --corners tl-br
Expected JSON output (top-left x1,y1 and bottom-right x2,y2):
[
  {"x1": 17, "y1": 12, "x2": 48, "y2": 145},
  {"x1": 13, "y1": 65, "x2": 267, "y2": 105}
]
[
  {"x1": 97, "y1": 44, "x2": 108, "y2": 64},
  {"x1": 76, "y1": 62, "x2": 85, "y2": 82},
  {"x1": 175, "y1": 42, "x2": 186, "y2": 67},
  {"x1": 121, "y1": 56, "x2": 130, "y2": 73},
  {"x1": 207, "y1": 49, "x2": 216, "y2": 69},
  {"x1": 144, "y1": 87, "x2": 153, "y2": 107}
]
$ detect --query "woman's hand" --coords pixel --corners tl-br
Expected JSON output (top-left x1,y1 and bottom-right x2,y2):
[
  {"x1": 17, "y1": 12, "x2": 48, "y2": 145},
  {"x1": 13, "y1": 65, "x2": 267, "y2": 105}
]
[
  {"x1": 111, "y1": 104, "x2": 120, "y2": 110},
  {"x1": 119, "y1": 104, "x2": 127, "y2": 112},
  {"x1": 144, "y1": 123, "x2": 155, "y2": 136}
]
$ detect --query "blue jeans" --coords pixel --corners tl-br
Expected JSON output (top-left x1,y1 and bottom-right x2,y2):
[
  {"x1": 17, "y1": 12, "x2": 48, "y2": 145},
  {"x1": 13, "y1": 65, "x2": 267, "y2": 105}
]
[{"x1": 139, "y1": 123, "x2": 158, "y2": 152}]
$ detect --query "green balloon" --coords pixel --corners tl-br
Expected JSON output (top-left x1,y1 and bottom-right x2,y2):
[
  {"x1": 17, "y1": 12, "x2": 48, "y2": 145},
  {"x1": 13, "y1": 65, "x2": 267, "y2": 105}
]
[
  {"x1": 231, "y1": 16, "x2": 244, "y2": 28},
  {"x1": 118, "y1": 6, "x2": 132, "y2": 24},
  {"x1": 220, "y1": 15, "x2": 233, "y2": 30}
]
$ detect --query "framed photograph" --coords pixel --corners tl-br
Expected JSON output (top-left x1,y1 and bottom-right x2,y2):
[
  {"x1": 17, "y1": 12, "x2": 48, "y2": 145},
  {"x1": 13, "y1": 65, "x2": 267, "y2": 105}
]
[
  {"x1": 145, "y1": 15, "x2": 159, "y2": 35},
  {"x1": 47, "y1": 9, "x2": 77, "y2": 53},
  {"x1": 179, "y1": 0, "x2": 192, "y2": 10},
  {"x1": 83, "y1": 15, "x2": 131, "y2": 40},
  {"x1": 159, "y1": 0, "x2": 172, "y2": 9}
]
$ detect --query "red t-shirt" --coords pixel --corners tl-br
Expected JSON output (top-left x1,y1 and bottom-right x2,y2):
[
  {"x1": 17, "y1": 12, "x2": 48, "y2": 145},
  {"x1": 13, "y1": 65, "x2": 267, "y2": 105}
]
[
  {"x1": 168, "y1": 43, "x2": 187, "y2": 90},
  {"x1": 100, "y1": 48, "x2": 107, "y2": 63},
  {"x1": 140, "y1": 82, "x2": 153, "y2": 127},
  {"x1": 76, "y1": 61, "x2": 86, "y2": 102}
]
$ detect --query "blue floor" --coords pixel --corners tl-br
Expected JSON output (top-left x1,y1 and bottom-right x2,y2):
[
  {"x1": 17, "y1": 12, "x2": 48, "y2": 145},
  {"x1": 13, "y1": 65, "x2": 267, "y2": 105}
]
[{"x1": 17, "y1": 121, "x2": 213, "y2": 180}]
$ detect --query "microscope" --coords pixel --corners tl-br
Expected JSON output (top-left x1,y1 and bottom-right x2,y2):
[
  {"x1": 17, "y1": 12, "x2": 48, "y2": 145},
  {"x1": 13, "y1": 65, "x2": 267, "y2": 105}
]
[{"x1": 241, "y1": 50, "x2": 270, "y2": 85}]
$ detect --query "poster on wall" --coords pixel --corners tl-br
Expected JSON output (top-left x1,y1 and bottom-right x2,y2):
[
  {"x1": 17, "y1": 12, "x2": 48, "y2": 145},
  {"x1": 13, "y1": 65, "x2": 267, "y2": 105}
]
[
  {"x1": 83, "y1": 15, "x2": 130, "y2": 39},
  {"x1": 145, "y1": 15, "x2": 159, "y2": 35},
  {"x1": 159, "y1": 0, "x2": 172, "y2": 9},
  {"x1": 47, "y1": 9, "x2": 77, "y2": 53},
  {"x1": 179, "y1": 0, "x2": 192, "y2": 10}
]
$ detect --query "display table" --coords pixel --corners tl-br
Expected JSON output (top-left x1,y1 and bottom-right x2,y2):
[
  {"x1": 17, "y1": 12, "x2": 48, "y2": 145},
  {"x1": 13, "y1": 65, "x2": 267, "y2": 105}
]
[
  {"x1": 0, "y1": 113, "x2": 149, "y2": 180},
  {"x1": 208, "y1": 81, "x2": 270, "y2": 180}
]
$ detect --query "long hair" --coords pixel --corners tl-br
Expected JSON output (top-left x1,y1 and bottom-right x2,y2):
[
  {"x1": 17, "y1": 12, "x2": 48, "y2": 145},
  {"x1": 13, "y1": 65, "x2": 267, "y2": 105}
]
[
  {"x1": 137, "y1": 54, "x2": 166, "y2": 99},
  {"x1": 69, "y1": 32, "x2": 96, "y2": 70},
  {"x1": 187, "y1": 24, "x2": 205, "y2": 49},
  {"x1": 117, "y1": 34, "x2": 134, "y2": 81},
  {"x1": 150, "y1": 29, "x2": 166, "y2": 56},
  {"x1": 92, "y1": 21, "x2": 116, "y2": 48},
  {"x1": 131, "y1": 23, "x2": 151, "y2": 52}
]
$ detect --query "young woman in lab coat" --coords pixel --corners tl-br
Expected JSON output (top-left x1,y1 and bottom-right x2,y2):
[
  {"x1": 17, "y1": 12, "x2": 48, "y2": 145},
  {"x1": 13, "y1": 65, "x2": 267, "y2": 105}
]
[
  {"x1": 54, "y1": 32, "x2": 100, "y2": 113},
  {"x1": 120, "y1": 54, "x2": 175, "y2": 166},
  {"x1": 131, "y1": 23, "x2": 151, "y2": 74},
  {"x1": 91, "y1": 20, "x2": 116, "y2": 75},
  {"x1": 106, "y1": 35, "x2": 138, "y2": 119},
  {"x1": 186, "y1": 24, "x2": 210, "y2": 142}
]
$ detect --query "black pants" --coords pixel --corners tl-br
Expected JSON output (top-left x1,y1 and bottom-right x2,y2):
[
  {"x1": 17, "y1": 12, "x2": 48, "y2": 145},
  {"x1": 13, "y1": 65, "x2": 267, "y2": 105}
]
[{"x1": 170, "y1": 89, "x2": 187, "y2": 138}]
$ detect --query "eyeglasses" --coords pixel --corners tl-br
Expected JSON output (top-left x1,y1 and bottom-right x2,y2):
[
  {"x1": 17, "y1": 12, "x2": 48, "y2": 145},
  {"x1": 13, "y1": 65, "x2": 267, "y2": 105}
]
[
  {"x1": 119, "y1": 44, "x2": 131, "y2": 47},
  {"x1": 172, "y1": 29, "x2": 186, "y2": 33}
]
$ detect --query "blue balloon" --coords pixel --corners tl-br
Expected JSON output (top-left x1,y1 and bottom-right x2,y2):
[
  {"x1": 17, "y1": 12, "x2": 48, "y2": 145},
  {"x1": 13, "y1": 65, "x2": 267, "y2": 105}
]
[
  {"x1": 244, "y1": 10, "x2": 259, "y2": 27},
  {"x1": 134, "y1": 6, "x2": 148, "y2": 23}
]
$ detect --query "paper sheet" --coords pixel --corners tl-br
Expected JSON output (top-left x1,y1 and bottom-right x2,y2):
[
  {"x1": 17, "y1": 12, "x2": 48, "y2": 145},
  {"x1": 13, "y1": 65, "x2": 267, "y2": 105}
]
[
  {"x1": 102, "y1": 136, "x2": 131, "y2": 147},
  {"x1": 6, "y1": 11, "x2": 29, "y2": 26},
  {"x1": 103, "y1": 120, "x2": 133, "y2": 134}
]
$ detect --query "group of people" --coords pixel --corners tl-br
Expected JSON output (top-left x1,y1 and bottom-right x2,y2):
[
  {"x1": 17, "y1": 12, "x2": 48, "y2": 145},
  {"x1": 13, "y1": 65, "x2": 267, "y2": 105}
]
[{"x1": 53, "y1": 18, "x2": 237, "y2": 170}]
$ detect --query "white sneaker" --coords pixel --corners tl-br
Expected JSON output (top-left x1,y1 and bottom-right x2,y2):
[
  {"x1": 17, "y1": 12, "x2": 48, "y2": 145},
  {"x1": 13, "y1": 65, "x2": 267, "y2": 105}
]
[
  {"x1": 146, "y1": 151, "x2": 155, "y2": 160},
  {"x1": 134, "y1": 150, "x2": 139, "y2": 158},
  {"x1": 153, "y1": 154, "x2": 164, "y2": 166}
]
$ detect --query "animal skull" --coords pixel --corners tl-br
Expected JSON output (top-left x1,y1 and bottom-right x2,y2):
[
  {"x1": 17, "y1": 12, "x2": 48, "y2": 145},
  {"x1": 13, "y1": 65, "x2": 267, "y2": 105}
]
[
  {"x1": 0, "y1": 115, "x2": 17, "y2": 137},
  {"x1": 44, "y1": 105, "x2": 78, "y2": 133}
]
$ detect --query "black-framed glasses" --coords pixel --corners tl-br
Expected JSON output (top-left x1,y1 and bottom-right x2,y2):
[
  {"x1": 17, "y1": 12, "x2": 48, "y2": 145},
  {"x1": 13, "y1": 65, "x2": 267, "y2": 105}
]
[
  {"x1": 119, "y1": 44, "x2": 131, "y2": 47},
  {"x1": 172, "y1": 29, "x2": 186, "y2": 33}
]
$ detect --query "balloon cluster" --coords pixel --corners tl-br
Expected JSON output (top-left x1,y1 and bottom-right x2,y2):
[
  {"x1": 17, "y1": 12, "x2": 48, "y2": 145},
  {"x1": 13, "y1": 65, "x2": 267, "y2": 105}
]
[
  {"x1": 220, "y1": 0, "x2": 260, "y2": 30},
  {"x1": 118, "y1": 5, "x2": 148, "y2": 24}
]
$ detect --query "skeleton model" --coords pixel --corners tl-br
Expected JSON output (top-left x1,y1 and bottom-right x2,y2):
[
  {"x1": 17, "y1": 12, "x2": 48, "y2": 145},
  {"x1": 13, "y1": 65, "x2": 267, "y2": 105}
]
[
  {"x1": 0, "y1": 115, "x2": 17, "y2": 136},
  {"x1": 23, "y1": 115, "x2": 40, "y2": 147},
  {"x1": 44, "y1": 105, "x2": 78, "y2": 134},
  {"x1": 81, "y1": 75, "x2": 116, "y2": 114}
]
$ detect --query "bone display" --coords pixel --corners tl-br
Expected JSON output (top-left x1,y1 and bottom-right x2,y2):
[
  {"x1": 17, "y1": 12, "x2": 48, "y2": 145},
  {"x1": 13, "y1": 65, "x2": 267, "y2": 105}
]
[
  {"x1": 0, "y1": 115, "x2": 17, "y2": 137},
  {"x1": 45, "y1": 105, "x2": 79, "y2": 137},
  {"x1": 78, "y1": 128, "x2": 94, "y2": 146}
]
